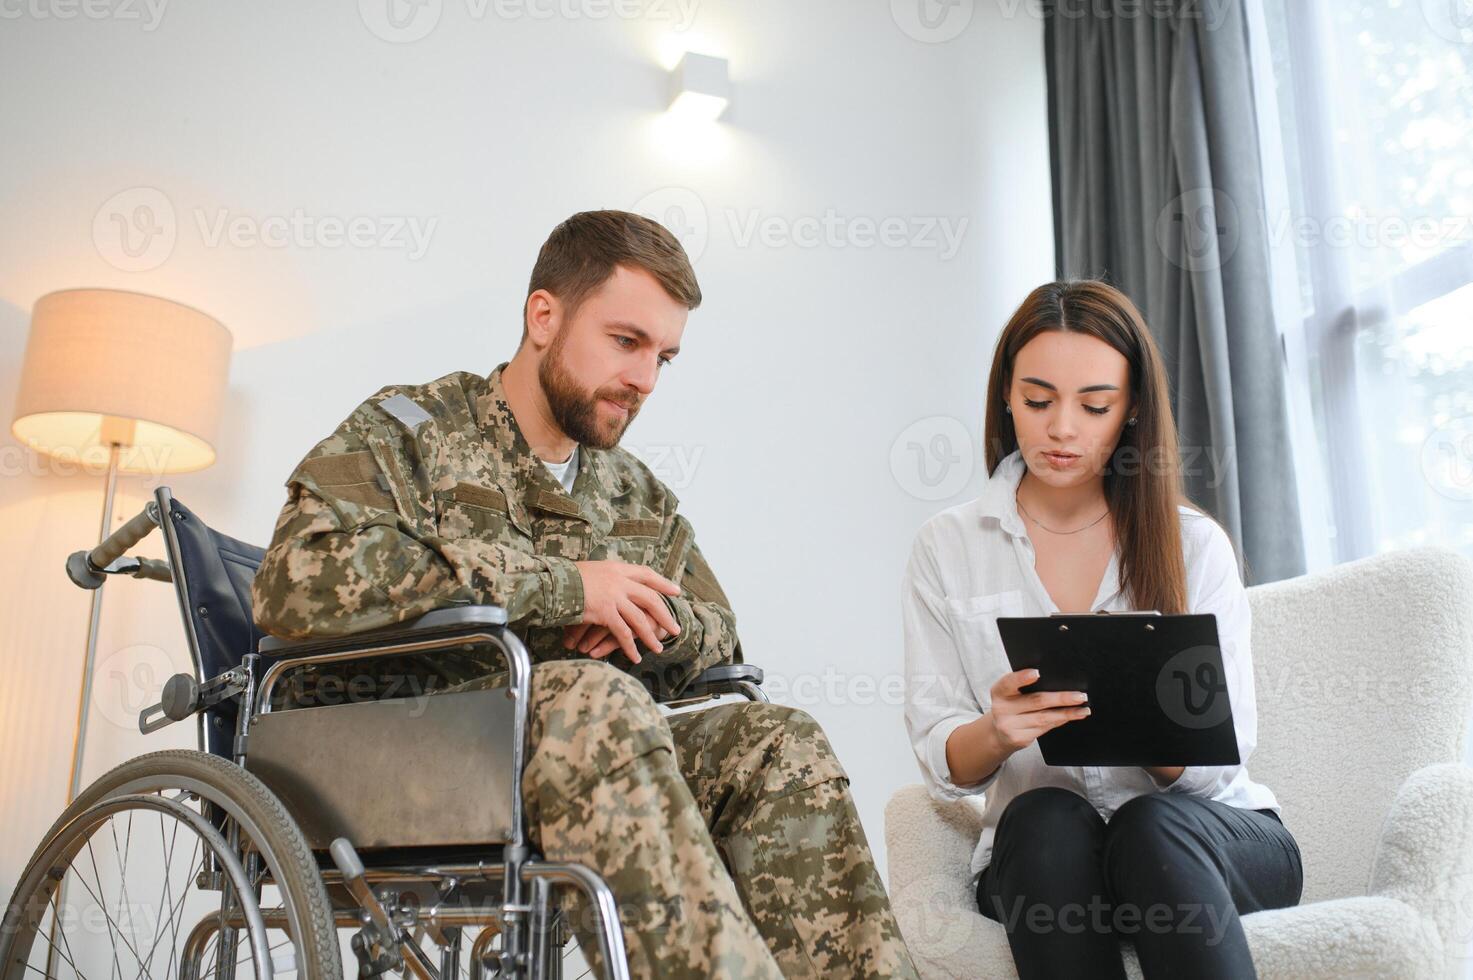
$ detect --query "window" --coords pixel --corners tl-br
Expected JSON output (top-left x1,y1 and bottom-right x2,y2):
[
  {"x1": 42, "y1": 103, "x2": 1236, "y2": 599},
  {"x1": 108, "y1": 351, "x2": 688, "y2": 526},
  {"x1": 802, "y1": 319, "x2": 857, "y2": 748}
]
[{"x1": 1256, "y1": 0, "x2": 1473, "y2": 565}]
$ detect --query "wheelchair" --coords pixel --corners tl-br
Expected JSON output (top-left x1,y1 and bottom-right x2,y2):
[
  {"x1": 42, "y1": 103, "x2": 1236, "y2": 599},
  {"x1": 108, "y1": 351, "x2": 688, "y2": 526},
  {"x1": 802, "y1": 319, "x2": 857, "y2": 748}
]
[{"x1": 2, "y1": 485, "x2": 768, "y2": 980}]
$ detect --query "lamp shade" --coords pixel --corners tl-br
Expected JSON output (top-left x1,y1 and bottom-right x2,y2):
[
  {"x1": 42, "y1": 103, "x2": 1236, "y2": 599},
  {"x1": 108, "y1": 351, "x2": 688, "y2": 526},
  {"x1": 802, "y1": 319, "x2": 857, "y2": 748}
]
[{"x1": 11, "y1": 289, "x2": 232, "y2": 475}]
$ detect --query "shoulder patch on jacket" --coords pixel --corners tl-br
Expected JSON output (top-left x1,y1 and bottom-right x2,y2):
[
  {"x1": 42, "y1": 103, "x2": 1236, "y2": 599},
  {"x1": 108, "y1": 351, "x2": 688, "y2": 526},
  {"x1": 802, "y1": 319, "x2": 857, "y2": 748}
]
[{"x1": 378, "y1": 393, "x2": 434, "y2": 432}]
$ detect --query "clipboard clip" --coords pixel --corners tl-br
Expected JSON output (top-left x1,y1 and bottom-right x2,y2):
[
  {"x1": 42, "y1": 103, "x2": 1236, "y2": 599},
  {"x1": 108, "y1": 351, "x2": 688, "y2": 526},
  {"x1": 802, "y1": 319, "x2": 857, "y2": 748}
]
[{"x1": 1048, "y1": 609, "x2": 1163, "y2": 616}]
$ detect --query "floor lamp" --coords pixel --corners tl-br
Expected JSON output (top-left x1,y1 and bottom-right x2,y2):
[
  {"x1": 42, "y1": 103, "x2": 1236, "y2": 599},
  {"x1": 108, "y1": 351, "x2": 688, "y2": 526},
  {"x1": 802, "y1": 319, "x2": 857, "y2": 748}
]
[{"x1": 10, "y1": 288, "x2": 232, "y2": 803}]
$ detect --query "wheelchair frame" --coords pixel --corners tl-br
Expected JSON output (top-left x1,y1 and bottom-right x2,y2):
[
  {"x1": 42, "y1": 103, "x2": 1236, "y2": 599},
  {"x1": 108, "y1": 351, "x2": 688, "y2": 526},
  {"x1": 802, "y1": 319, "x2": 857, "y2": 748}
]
[{"x1": 21, "y1": 483, "x2": 768, "y2": 980}]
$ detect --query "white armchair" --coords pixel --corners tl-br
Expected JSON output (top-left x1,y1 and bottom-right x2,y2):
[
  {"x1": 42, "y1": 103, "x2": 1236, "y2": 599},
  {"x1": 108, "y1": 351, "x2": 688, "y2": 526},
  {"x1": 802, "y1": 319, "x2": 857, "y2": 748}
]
[{"x1": 885, "y1": 546, "x2": 1473, "y2": 979}]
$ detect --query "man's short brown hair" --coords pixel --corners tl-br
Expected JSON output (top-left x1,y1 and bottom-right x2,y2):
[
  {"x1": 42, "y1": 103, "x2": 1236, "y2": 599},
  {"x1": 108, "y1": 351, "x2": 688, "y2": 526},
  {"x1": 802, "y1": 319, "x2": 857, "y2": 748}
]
[{"x1": 523, "y1": 210, "x2": 702, "y2": 339}]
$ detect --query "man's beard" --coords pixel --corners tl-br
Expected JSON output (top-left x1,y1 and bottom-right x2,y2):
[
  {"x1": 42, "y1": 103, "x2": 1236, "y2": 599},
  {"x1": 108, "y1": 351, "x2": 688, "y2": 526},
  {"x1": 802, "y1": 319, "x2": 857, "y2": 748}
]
[{"x1": 537, "y1": 335, "x2": 641, "y2": 450}]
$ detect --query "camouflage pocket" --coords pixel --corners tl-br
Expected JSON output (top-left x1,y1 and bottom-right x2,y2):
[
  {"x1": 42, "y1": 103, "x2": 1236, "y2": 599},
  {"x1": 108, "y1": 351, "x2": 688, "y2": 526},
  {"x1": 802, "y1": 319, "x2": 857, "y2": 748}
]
[
  {"x1": 436, "y1": 481, "x2": 522, "y2": 542},
  {"x1": 294, "y1": 450, "x2": 399, "y2": 529},
  {"x1": 605, "y1": 516, "x2": 662, "y2": 566}
]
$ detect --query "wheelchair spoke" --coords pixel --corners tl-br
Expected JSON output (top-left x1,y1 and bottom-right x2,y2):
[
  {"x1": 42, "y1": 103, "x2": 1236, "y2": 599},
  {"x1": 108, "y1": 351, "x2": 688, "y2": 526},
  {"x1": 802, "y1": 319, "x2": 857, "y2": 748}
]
[
  {"x1": 197, "y1": 931, "x2": 298, "y2": 980},
  {"x1": 196, "y1": 926, "x2": 220, "y2": 978},
  {"x1": 199, "y1": 929, "x2": 243, "y2": 980},
  {"x1": 134, "y1": 832, "x2": 204, "y2": 978},
  {"x1": 75, "y1": 838, "x2": 122, "y2": 980},
  {"x1": 190, "y1": 877, "x2": 304, "y2": 980},
  {"x1": 80, "y1": 836, "x2": 148, "y2": 977},
  {"x1": 9, "y1": 756, "x2": 340, "y2": 979},
  {"x1": 143, "y1": 808, "x2": 185, "y2": 978},
  {"x1": 23, "y1": 954, "x2": 88, "y2": 980},
  {"x1": 47, "y1": 805, "x2": 272, "y2": 980},
  {"x1": 29, "y1": 884, "x2": 91, "y2": 980},
  {"x1": 50, "y1": 883, "x2": 89, "y2": 980},
  {"x1": 193, "y1": 919, "x2": 249, "y2": 980},
  {"x1": 107, "y1": 809, "x2": 138, "y2": 972}
]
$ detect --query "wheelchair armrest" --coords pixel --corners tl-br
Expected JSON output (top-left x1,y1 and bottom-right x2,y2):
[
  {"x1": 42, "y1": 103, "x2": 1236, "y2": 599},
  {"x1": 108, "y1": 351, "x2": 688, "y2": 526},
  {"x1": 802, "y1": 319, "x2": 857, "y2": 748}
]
[
  {"x1": 667, "y1": 663, "x2": 767, "y2": 703},
  {"x1": 687, "y1": 664, "x2": 764, "y2": 688},
  {"x1": 256, "y1": 605, "x2": 510, "y2": 656},
  {"x1": 253, "y1": 605, "x2": 522, "y2": 714},
  {"x1": 256, "y1": 609, "x2": 764, "y2": 709}
]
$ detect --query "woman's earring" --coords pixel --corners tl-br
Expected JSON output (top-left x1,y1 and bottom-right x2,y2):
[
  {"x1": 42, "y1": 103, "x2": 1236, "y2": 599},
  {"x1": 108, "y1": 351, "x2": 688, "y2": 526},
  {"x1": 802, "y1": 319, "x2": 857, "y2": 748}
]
[
  {"x1": 1004, "y1": 405, "x2": 1012, "y2": 414},
  {"x1": 1127, "y1": 417, "x2": 1137, "y2": 426}
]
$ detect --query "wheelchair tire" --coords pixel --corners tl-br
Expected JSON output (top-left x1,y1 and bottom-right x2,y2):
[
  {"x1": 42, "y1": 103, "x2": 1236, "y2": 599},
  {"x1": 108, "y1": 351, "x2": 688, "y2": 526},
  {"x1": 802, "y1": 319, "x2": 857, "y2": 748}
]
[{"x1": 1, "y1": 749, "x2": 342, "y2": 979}]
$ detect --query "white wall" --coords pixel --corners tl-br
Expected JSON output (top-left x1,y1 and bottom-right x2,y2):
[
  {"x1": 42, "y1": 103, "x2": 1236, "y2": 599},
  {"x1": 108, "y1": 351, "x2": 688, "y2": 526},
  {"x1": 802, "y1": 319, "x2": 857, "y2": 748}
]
[{"x1": 0, "y1": 0, "x2": 1054, "y2": 909}]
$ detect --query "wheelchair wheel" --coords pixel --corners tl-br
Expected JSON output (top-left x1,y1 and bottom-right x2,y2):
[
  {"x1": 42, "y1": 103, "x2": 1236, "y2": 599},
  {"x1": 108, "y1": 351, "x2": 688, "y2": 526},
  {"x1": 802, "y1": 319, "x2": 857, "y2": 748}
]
[{"x1": 1, "y1": 750, "x2": 342, "y2": 979}]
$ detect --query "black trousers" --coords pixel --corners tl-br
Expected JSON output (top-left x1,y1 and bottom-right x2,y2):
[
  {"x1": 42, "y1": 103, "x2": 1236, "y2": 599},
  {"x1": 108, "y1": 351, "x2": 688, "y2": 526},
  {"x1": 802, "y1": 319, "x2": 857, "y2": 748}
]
[{"x1": 976, "y1": 786, "x2": 1303, "y2": 979}]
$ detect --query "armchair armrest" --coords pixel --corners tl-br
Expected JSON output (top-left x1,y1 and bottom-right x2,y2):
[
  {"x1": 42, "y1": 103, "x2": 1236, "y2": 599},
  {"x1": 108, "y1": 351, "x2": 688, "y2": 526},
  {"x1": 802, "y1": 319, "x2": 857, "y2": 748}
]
[
  {"x1": 883, "y1": 784, "x2": 994, "y2": 967},
  {"x1": 254, "y1": 605, "x2": 524, "y2": 715},
  {"x1": 885, "y1": 784, "x2": 987, "y2": 906},
  {"x1": 1368, "y1": 761, "x2": 1473, "y2": 974}
]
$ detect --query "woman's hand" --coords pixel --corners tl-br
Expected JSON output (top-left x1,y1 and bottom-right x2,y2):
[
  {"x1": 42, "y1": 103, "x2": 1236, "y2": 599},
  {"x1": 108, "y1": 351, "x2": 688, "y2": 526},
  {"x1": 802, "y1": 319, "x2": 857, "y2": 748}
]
[{"x1": 988, "y1": 667, "x2": 1091, "y2": 754}]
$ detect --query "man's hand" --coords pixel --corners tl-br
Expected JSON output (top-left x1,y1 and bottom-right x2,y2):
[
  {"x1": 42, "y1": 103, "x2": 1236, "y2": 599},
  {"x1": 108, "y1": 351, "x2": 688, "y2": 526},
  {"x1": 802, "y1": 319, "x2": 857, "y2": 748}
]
[
  {"x1": 566, "y1": 560, "x2": 681, "y2": 664},
  {"x1": 563, "y1": 623, "x2": 674, "y2": 661}
]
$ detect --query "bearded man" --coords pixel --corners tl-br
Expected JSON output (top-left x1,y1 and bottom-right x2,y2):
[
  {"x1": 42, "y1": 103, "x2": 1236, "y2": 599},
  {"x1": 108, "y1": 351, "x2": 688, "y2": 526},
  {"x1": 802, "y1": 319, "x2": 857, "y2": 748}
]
[{"x1": 251, "y1": 210, "x2": 920, "y2": 979}]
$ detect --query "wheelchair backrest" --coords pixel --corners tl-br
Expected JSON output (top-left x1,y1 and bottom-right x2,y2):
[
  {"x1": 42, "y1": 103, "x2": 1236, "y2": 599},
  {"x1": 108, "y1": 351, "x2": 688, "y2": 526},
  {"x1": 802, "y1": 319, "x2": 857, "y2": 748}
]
[{"x1": 155, "y1": 487, "x2": 274, "y2": 759}]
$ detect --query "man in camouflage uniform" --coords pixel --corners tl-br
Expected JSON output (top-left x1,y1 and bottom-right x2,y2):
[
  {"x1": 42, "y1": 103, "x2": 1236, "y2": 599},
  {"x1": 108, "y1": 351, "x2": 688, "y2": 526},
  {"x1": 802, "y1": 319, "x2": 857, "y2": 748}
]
[{"x1": 251, "y1": 210, "x2": 919, "y2": 979}]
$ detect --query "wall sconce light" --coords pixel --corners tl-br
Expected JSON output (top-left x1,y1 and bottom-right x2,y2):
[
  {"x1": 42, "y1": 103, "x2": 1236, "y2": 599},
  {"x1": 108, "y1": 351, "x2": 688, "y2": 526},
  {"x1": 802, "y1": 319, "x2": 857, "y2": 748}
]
[{"x1": 667, "y1": 52, "x2": 729, "y2": 121}]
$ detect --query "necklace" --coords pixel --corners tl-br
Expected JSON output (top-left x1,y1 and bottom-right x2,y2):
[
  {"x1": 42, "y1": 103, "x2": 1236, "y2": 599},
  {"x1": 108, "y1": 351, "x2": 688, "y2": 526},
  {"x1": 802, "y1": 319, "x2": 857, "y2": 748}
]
[{"x1": 1016, "y1": 495, "x2": 1110, "y2": 535}]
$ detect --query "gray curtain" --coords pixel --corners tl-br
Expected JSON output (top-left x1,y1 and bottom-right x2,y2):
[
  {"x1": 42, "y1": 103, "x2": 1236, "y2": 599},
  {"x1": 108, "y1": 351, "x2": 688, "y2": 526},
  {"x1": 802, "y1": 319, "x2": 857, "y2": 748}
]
[{"x1": 1045, "y1": 0, "x2": 1305, "y2": 585}]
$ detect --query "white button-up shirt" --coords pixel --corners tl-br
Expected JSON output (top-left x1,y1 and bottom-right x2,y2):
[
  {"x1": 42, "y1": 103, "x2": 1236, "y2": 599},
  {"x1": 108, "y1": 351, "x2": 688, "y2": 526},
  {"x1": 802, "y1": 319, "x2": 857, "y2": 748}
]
[{"x1": 902, "y1": 449, "x2": 1282, "y2": 879}]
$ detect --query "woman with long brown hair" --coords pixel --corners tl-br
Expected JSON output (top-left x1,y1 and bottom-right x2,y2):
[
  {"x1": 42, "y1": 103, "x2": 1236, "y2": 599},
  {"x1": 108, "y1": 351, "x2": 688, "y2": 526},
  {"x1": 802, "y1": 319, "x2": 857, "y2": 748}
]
[{"x1": 902, "y1": 279, "x2": 1302, "y2": 977}]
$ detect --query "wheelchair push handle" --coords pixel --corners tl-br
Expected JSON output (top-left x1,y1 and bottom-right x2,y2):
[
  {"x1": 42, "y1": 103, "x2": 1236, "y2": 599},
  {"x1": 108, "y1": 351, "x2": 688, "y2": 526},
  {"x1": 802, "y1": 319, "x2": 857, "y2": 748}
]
[{"x1": 65, "y1": 500, "x2": 173, "y2": 589}]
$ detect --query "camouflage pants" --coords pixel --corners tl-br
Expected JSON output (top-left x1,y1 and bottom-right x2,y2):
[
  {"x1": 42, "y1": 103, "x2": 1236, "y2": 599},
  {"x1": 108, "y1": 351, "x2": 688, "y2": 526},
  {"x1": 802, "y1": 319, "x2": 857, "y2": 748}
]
[{"x1": 436, "y1": 657, "x2": 920, "y2": 980}]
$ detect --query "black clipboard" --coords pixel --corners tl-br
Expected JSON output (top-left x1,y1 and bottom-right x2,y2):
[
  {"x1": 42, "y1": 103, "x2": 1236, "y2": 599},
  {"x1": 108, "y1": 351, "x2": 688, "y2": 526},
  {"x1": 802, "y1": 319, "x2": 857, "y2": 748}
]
[{"x1": 996, "y1": 612, "x2": 1240, "y2": 767}]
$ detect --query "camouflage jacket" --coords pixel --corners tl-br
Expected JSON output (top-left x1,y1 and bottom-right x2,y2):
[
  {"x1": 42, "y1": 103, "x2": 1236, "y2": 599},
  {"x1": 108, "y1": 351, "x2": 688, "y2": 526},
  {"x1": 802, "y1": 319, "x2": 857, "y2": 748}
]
[{"x1": 250, "y1": 362, "x2": 741, "y2": 699}]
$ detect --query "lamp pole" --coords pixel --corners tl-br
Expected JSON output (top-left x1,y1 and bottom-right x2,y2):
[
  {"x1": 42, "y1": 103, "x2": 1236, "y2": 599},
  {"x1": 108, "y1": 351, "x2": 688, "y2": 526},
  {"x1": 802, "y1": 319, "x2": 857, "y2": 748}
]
[
  {"x1": 68, "y1": 440, "x2": 122, "y2": 801},
  {"x1": 46, "y1": 439, "x2": 122, "y2": 980}
]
